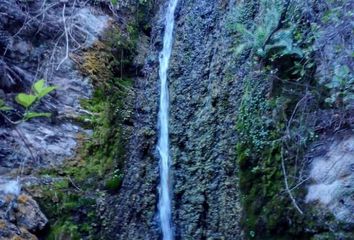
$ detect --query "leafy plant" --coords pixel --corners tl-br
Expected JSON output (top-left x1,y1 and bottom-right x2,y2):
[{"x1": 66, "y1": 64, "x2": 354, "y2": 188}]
[
  {"x1": 264, "y1": 28, "x2": 303, "y2": 59},
  {"x1": 231, "y1": 0, "x2": 304, "y2": 62},
  {"x1": 1, "y1": 79, "x2": 57, "y2": 123},
  {"x1": 23, "y1": 112, "x2": 52, "y2": 121},
  {"x1": 15, "y1": 93, "x2": 37, "y2": 108},
  {"x1": 232, "y1": 0, "x2": 282, "y2": 57},
  {"x1": 33, "y1": 79, "x2": 57, "y2": 98},
  {"x1": 0, "y1": 99, "x2": 12, "y2": 111},
  {"x1": 325, "y1": 65, "x2": 354, "y2": 109}
]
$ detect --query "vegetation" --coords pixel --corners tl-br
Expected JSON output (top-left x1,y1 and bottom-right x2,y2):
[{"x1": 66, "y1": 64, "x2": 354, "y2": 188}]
[
  {"x1": 33, "y1": 3, "x2": 153, "y2": 236},
  {"x1": 230, "y1": 0, "x2": 325, "y2": 239},
  {"x1": 0, "y1": 79, "x2": 56, "y2": 123},
  {"x1": 324, "y1": 64, "x2": 354, "y2": 109}
]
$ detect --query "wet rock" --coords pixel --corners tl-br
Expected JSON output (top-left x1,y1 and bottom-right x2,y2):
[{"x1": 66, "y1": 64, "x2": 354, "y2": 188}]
[{"x1": 104, "y1": 0, "x2": 241, "y2": 239}]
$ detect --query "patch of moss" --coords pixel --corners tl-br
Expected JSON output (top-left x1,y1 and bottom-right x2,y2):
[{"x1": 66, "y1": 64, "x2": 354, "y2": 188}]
[
  {"x1": 105, "y1": 173, "x2": 123, "y2": 192},
  {"x1": 36, "y1": 20, "x2": 138, "y2": 239},
  {"x1": 47, "y1": 220, "x2": 80, "y2": 240},
  {"x1": 236, "y1": 74, "x2": 312, "y2": 239}
]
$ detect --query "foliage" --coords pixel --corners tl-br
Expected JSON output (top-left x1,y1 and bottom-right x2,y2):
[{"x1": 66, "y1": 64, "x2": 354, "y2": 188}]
[
  {"x1": 0, "y1": 99, "x2": 12, "y2": 111},
  {"x1": 47, "y1": 221, "x2": 80, "y2": 240},
  {"x1": 32, "y1": 79, "x2": 57, "y2": 98},
  {"x1": 229, "y1": 0, "x2": 280, "y2": 56},
  {"x1": 111, "y1": 0, "x2": 118, "y2": 5},
  {"x1": 34, "y1": 178, "x2": 97, "y2": 240},
  {"x1": 324, "y1": 65, "x2": 354, "y2": 109},
  {"x1": 105, "y1": 170, "x2": 123, "y2": 191},
  {"x1": 229, "y1": 0, "x2": 306, "y2": 63},
  {"x1": 264, "y1": 28, "x2": 303, "y2": 59},
  {"x1": 232, "y1": 1, "x2": 321, "y2": 239},
  {"x1": 37, "y1": 20, "x2": 137, "y2": 239},
  {"x1": 15, "y1": 93, "x2": 37, "y2": 108},
  {"x1": 0, "y1": 79, "x2": 57, "y2": 123}
]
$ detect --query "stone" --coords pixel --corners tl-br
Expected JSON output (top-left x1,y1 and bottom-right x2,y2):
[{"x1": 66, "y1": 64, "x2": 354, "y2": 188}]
[
  {"x1": 0, "y1": 190, "x2": 47, "y2": 239},
  {"x1": 15, "y1": 194, "x2": 48, "y2": 232},
  {"x1": 306, "y1": 135, "x2": 354, "y2": 224}
]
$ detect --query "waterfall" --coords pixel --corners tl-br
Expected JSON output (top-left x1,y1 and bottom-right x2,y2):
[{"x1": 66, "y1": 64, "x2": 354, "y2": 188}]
[{"x1": 157, "y1": 0, "x2": 178, "y2": 239}]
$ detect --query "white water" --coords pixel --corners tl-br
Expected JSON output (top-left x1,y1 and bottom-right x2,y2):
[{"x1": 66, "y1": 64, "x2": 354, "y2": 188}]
[
  {"x1": 0, "y1": 180, "x2": 21, "y2": 196},
  {"x1": 157, "y1": 0, "x2": 178, "y2": 239}
]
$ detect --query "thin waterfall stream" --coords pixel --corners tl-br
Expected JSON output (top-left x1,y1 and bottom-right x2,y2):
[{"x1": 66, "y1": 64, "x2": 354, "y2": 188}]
[{"x1": 157, "y1": 0, "x2": 178, "y2": 239}]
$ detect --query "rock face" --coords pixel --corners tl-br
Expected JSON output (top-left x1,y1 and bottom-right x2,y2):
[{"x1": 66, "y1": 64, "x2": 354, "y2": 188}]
[
  {"x1": 105, "y1": 0, "x2": 242, "y2": 239},
  {"x1": 0, "y1": 192, "x2": 47, "y2": 240},
  {"x1": 0, "y1": 1, "x2": 110, "y2": 238},
  {"x1": 0, "y1": 0, "x2": 109, "y2": 172},
  {"x1": 303, "y1": 0, "x2": 354, "y2": 235},
  {"x1": 1, "y1": 0, "x2": 353, "y2": 239},
  {"x1": 169, "y1": 1, "x2": 241, "y2": 239},
  {"x1": 306, "y1": 134, "x2": 354, "y2": 223}
]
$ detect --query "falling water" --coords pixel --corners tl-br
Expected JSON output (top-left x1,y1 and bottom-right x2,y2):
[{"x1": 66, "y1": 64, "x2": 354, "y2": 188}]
[{"x1": 157, "y1": 0, "x2": 178, "y2": 239}]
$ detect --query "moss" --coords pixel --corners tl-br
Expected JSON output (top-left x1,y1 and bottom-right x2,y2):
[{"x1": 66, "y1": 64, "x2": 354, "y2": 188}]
[
  {"x1": 231, "y1": 1, "x2": 331, "y2": 238},
  {"x1": 47, "y1": 221, "x2": 80, "y2": 240},
  {"x1": 105, "y1": 173, "x2": 123, "y2": 192},
  {"x1": 35, "y1": 19, "x2": 139, "y2": 239},
  {"x1": 236, "y1": 71, "x2": 315, "y2": 239}
]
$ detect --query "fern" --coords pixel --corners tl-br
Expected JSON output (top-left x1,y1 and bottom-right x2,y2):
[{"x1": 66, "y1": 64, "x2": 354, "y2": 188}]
[{"x1": 231, "y1": 0, "x2": 303, "y2": 61}]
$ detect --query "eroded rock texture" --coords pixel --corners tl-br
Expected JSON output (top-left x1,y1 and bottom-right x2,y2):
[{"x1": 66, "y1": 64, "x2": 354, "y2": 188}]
[
  {"x1": 105, "y1": 0, "x2": 242, "y2": 239},
  {"x1": 169, "y1": 1, "x2": 241, "y2": 239}
]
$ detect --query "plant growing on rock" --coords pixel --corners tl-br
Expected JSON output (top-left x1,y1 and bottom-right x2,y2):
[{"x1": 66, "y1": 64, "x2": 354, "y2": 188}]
[
  {"x1": 324, "y1": 65, "x2": 354, "y2": 109},
  {"x1": 0, "y1": 79, "x2": 57, "y2": 167},
  {"x1": 0, "y1": 79, "x2": 57, "y2": 123},
  {"x1": 232, "y1": 1, "x2": 322, "y2": 238}
]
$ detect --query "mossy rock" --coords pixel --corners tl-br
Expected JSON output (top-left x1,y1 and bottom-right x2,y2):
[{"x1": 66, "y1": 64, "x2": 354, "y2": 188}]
[{"x1": 105, "y1": 174, "x2": 123, "y2": 192}]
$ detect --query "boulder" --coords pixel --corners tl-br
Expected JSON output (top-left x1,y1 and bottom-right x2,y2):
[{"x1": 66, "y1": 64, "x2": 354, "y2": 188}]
[{"x1": 0, "y1": 190, "x2": 48, "y2": 239}]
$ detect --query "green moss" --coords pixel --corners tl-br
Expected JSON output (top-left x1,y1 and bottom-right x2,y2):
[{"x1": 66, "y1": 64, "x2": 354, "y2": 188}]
[
  {"x1": 105, "y1": 172, "x2": 123, "y2": 191},
  {"x1": 47, "y1": 221, "x2": 80, "y2": 240},
  {"x1": 236, "y1": 71, "x2": 315, "y2": 239},
  {"x1": 35, "y1": 20, "x2": 139, "y2": 239},
  {"x1": 231, "y1": 1, "x2": 327, "y2": 238}
]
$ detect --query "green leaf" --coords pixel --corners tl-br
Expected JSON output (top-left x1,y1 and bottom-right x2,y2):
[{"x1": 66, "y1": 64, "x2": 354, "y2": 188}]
[
  {"x1": 15, "y1": 94, "x2": 37, "y2": 108},
  {"x1": 33, "y1": 79, "x2": 45, "y2": 94},
  {"x1": 37, "y1": 86, "x2": 57, "y2": 98},
  {"x1": 32, "y1": 79, "x2": 57, "y2": 98},
  {"x1": 0, "y1": 99, "x2": 12, "y2": 111},
  {"x1": 0, "y1": 106, "x2": 13, "y2": 111},
  {"x1": 23, "y1": 112, "x2": 51, "y2": 121}
]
